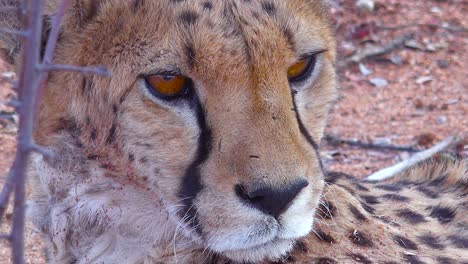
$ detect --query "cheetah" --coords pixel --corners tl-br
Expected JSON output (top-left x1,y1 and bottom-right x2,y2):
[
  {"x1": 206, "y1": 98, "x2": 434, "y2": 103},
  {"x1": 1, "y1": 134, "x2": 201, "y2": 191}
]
[{"x1": 0, "y1": 0, "x2": 466, "y2": 263}]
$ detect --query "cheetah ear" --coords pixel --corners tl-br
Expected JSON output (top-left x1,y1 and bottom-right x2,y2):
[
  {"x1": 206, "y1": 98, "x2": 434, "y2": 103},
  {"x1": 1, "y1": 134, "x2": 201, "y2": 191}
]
[
  {"x1": 0, "y1": 0, "x2": 101, "y2": 66},
  {"x1": 0, "y1": 1, "x2": 54, "y2": 66},
  {"x1": 0, "y1": 1, "x2": 23, "y2": 65}
]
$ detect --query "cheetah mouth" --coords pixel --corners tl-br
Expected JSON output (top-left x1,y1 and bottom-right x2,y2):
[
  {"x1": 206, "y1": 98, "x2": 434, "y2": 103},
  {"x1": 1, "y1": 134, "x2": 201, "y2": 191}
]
[{"x1": 219, "y1": 237, "x2": 296, "y2": 262}]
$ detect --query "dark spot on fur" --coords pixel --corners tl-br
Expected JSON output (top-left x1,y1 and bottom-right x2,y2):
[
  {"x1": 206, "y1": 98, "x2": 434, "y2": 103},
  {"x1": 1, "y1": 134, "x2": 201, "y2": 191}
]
[
  {"x1": 338, "y1": 184, "x2": 356, "y2": 195},
  {"x1": 416, "y1": 186, "x2": 439, "y2": 199},
  {"x1": 131, "y1": 0, "x2": 145, "y2": 12},
  {"x1": 185, "y1": 42, "x2": 196, "y2": 68},
  {"x1": 349, "y1": 230, "x2": 373, "y2": 247},
  {"x1": 261, "y1": 1, "x2": 276, "y2": 16},
  {"x1": 375, "y1": 184, "x2": 402, "y2": 192},
  {"x1": 324, "y1": 172, "x2": 344, "y2": 185},
  {"x1": 393, "y1": 235, "x2": 419, "y2": 250},
  {"x1": 397, "y1": 209, "x2": 426, "y2": 224},
  {"x1": 317, "y1": 200, "x2": 336, "y2": 219},
  {"x1": 360, "y1": 202, "x2": 375, "y2": 214},
  {"x1": 282, "y1": 27, "x2": 294, "y2": 50},
  {"x1": 179, "y1": 10, "x2": 199, "y2": 25},
  {"x1": 251, "y1": 10, "x2": 260, "y2": 20},
  {"x1": 428, "y1": 205, "x2": 456, "y2": 224},
  {"x1": 360, "y1": 195, "x2": 380, "y2": 204},
  {"x1": 448, "y1": 235, "x2": 468, "y2": 248},
  {"x1": 154, "y1": 168, "x2": 161, "y2": 177},
  {"x1": 90, "y1": 128, "x2": 97, "y2": 141},
  {"x1": 128, "y1": 153, "x2": 135, "y2": 162},
  {"x1": 382, "y1": 194, "x2": 410, "y2": 202},
  {"x1": 139, "y1": 157, "x2": 148, "y2": 163},
  {"x1": 314, "y1": 229, "x2": 335, "y2": 244},
  {"x1": 402, "y1": 254, "x2": 427, "y2": 264},
  {"x1": 294, "y1": 240, "x2": 308, "y2": 253},
  {"x1": 202, "y1": 1, "x2": 213, "y2": 10},
  {"x1": 436, "y1": 257, "x2": 456, "y2": 264},
  {"x1": 81, "y1": 77, "x2": 93, "y2": 96},
  {"x1": 313, "y1": 258, "x2": 336, "y2": 264},
  {"x1": 55, "y1": 117, "x2": 80, "y2": 135},
  {"x1": 349, "y1": 204, "x2": 367, "y2": 221},
  {"x1": 112, "y1": 104, "x2": 119, "y2": 115},
  {"x1": 354, "y1": 182, "x2": 370, "y2": 192},
  {"x1": 106, "y1": 123, "x2": 117, "y2": 145},
  {"x1": 348, "y1": 253, "x2": 372, "y2": 264},
  {"x1": 429, "y1": 173, "x2": 447, "y2": 186},
  {"x1": 418, "y1": 234, "x2": 445, "y2": 249},
  {"x1": 87, "y1": 154, "x2": 98, "y2": 160}
]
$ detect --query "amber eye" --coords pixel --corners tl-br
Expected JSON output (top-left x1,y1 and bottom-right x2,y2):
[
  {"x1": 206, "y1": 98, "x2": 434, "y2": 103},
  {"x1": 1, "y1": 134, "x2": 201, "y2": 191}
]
[
  {"x1": 287, "y1": 55, "x2": 317, "y2": 83},
  {"x1": 144, "y1": 74, "x2": 191, "y2": 99}
]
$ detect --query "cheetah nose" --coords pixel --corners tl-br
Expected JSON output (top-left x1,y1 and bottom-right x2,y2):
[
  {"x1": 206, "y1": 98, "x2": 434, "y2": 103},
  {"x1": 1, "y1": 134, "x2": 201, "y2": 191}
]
[{"x1": 235, "y1": 179, "x2": 309, "y2": 218}]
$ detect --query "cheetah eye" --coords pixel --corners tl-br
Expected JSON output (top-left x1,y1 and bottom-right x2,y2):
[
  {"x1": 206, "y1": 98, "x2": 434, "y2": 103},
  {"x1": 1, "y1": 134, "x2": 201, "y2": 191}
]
[
  {"x1": 144, "y1": 74, "x2": 192, "y2": 100},
  {"x1": 287, "y1": 52, "x2": 324, "y2": 83}
]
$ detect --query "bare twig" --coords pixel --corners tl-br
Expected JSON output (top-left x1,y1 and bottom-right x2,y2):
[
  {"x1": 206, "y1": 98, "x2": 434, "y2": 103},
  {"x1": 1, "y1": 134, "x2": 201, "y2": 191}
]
[
  {"x1": 378, "y1": 23, "x2": 468, "y2": 33},
  {"x1": 339, "y1": 34, "x2": 413, "y2": 67},
  {"x1": 8, "y1": 0, "x2": 45, "y2": 262},
  {"x1": 0, "y1": 28, "x2": 27, "y2": 36},
  {"x1": 40, "y1": 64, "x2": 110, "y2": 76},
  {"x1": 29, "y1": 143, "x2": 54, "y2": 160},
  {"x1": 0, "y1": 233, "x2": 11, "y2": 241},
  {"x1": 366, "y1": 135, "x2": 462, "y2": 181},
  {"x1": 324, "y1": 134, "x2": 419, "y2": 152},
  {"x1": 40, "y1": 0, "x2": 70, "y2": 67}
]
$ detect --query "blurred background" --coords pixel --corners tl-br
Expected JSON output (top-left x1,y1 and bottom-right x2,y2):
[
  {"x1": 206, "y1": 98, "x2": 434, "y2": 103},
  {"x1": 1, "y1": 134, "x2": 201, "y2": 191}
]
[{"x1": 0, "y1": 0, "x2": 467, "y2": 262}]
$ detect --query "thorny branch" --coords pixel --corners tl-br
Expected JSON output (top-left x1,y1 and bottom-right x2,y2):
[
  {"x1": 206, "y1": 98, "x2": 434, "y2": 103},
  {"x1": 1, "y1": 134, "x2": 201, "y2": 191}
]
[
  {"x1": 324, "y1": 134, "x2": 420, "y2": 152},
  {"x1": 377, "y1": 23, "x2": 468, "y2": 33},
  {"x1": 0, "y1": 1, "x2": 109, "y2": 263}
]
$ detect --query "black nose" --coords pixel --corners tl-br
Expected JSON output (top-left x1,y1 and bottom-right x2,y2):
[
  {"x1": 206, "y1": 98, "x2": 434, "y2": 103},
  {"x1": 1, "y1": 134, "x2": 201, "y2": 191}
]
[{"x1": 235, "y1": 179, "x2": 309, "y2": 218}]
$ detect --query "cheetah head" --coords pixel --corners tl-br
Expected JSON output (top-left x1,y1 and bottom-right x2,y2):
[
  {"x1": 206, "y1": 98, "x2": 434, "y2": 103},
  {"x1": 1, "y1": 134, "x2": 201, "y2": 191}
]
[{"x1": 1, "y1": 0, "x2": 337, "y2": 262}]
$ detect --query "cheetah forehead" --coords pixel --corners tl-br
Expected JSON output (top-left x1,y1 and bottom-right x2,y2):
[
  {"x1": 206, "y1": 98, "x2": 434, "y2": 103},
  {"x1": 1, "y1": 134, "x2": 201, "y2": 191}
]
[{"x1": 50, "y1": 0, "x2": 336, "y2": 77}]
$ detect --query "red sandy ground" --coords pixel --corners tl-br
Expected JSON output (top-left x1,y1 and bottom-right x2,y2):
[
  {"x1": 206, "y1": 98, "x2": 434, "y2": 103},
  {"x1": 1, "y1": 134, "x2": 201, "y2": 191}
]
[{"x1": 0, "y1": 0, "x2": 467, "y2": 262}]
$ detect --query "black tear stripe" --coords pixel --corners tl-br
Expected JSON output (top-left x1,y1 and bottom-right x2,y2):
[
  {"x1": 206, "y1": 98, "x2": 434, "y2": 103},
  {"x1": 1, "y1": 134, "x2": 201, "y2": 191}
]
[
  {"x1": 178, "y1": 92, "x2": 212, "y2": 234},
  {"x1": 291, "y1": 95, "x2": 324, "y2": 172}
]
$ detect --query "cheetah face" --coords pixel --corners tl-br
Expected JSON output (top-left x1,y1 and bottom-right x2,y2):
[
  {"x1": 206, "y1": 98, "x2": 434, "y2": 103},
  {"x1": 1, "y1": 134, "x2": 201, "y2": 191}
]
[{"x1": 26, "y1": 0, "x2": 337, "y2": 262}]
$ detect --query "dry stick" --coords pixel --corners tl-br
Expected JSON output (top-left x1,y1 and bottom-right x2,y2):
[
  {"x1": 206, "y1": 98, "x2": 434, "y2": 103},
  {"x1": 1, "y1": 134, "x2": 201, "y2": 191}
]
[
  {"x1": 366, "y1": 135, "x2": 461, "y2": 181},
  {"x1": 9, "y1": 0, "x2": 46, "y2": 262},
  {"x1": 339, "y1": 34, "x2": 413, "y2": 67},
  {"x1": 377, "y1": 23, "x2": 468, "y2": 33},
  {"x1": 324, "y1": 134, "x2": 419, "y2": 152}
]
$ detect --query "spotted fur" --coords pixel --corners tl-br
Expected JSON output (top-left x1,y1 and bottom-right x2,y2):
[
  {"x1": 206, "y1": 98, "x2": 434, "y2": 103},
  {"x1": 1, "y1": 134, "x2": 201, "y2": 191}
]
[{"x1": 0, "y1": 1, "x2": 466, "y2": 263}]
